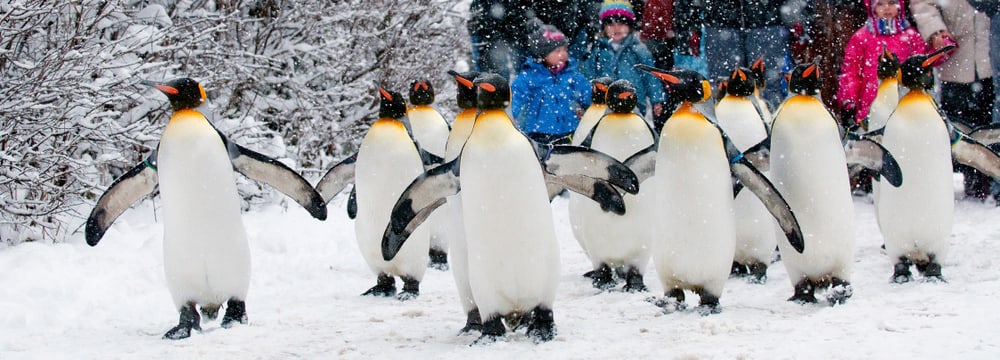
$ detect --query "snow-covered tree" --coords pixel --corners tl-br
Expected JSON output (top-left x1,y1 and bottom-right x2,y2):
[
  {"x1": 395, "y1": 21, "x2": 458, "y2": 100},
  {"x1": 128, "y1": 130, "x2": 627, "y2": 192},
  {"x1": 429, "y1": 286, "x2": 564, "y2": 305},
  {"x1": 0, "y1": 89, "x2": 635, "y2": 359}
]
[{"x1": 0, "y1": 0, "x2": 468, "y2": 244}]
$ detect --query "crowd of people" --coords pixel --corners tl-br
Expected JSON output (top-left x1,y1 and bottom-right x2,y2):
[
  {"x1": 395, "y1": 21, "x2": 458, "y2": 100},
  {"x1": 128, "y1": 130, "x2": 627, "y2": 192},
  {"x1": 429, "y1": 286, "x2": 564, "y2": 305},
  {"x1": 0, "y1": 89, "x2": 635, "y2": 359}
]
[{"x1": 468, "y1": 0, "x2": 998, "y2": 201}]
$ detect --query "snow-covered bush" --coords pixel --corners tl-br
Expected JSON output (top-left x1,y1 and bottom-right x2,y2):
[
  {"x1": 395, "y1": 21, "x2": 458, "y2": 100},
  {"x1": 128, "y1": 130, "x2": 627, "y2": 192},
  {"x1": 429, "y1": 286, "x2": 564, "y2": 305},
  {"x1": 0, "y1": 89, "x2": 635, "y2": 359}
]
[{"x1": 0, "y1": 0, "x2": 468, "y2": 244}]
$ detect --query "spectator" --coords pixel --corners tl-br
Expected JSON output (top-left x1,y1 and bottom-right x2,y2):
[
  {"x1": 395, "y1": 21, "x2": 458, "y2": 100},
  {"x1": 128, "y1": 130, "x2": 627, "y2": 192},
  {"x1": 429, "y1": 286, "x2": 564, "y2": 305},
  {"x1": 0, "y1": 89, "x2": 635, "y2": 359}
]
[
  {"x1": 674, "y1": 0, "x2": 811, "y2": 109},
  {"x1": 967, "y1": 0, "x2": 999, "y2": 123},
  {"x1": 468, "y1": 0, "x2": 529, "y2": 81},
  {"x1": 511, "y1": 24, "x2": 593, "y2": 145},
  {"x1": 639, "y1": 0, "x2": 676, "y2": 129},
  {"x1": 837, "y1": 0, "x2": 931, "y2": 125},
  {"x1": 581, "y1": 0, "x2": 665, "y2": 124},
  {"x1": 910, "y1": 0, "x2": 995, "y2": 200}
]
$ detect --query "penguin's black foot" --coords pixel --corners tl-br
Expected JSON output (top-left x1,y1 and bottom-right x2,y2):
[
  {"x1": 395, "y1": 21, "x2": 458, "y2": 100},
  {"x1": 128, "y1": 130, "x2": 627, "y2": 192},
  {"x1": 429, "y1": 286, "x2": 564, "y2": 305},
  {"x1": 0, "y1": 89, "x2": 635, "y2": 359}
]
[
  {"x1": 582, "y1": 269, "x2": 597, "y2": 279},
  {"x1": 788, "y1": 280, "x2": 818, "y2": 304},
  {"x1": 747, "y1": 262, "x2": 768, "y2": 284},
  {"x1": 892, "y1": 258, "x2": 913, "y2": 284},
  {"x1": 362, "y1": 274, "x2": 397, "y2": 297},
  {"x1": 200, "y1": 303, "x2": 220, "y2": 321},
  {"x1": 526, "y1": 306, "x2": 556, "y2": 343},
  {"x1": 397, "y1": 276, "x2": 420, "y2": 301},
  {"x1": 826, "y1": 278, "x2": 853, "y2": 306},
  {"x1": 428, "y1": 248, "x2": 449, "y2": 271},
  {"x1": 221, "y1": 298, "x2": 248, "y2": 328},
  {"x1": 591, "y1": 263, "x2": 617, "y2": 291},
  {"x1": 470, "y1": 316, "x2": 505, "y2": 346},
  {"x1": 695, "y1": 290, "x2": 721, "y2": 316},
  {"x1": 163, "y1": 302, "x2": 201, "y2": 340},
  {"x1": 654, "y1": 289, "x2": 687, "y2": 313},
  {"x1": 916, "y1": 259, "x2": 945, "y2": 282},
  {"x1": 730, "y1": 261, "x2": 749, "y2": 277},
  {"x1": 622, "y1": 267, "x2": 647, "y2": 293},
  {"x1": 459, "y1": 308, "x2": 483, "y2": 334}
]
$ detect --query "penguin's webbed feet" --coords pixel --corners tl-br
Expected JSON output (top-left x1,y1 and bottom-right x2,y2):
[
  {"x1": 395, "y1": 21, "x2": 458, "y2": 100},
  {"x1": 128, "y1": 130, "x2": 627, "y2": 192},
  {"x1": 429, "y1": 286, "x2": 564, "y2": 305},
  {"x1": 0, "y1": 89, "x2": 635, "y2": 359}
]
[
  {"x1": 916, "y1": 257, "x2": 946, "y2": 283},
  {"x1": 458, "y1": 308, "x2": 483, "y2": 335},
  {"x1": 220, "y1": 298, "x2": 248, "y2": 328},
  {"x1": 526, "y1": 306, "x2": 556, "y2": 343},
  {"x1": 747, "y1": 262, "x2": 768, "y2": 284},
  {"x1": 651, "y1": 288, "x2": 686, "y2": 314},
  {"x1": 362, "y1": 274, "x2": 397, "y2": 297},
  {"x1": 396, "y1": 276, "x2": 420, "y2": 301},
  {"x1": 200, "y1": 303, "x2": 221, "y2": 321},
  {"x1": 892, "y1": 257, "x2": 914, "y2": 284},
  {"x1": 695, "y1": 290, "x2": 722, "y2": 316},
  {"x1": 162, "y1": 302, "x2": 201, "y2": 340},
  {"x1": 788, "y1": 280, "x2": 818, "y2": 304},
  {"x1": 826, "y1": 278, "x2": 853, "y2": 306},
  {"x1": 469, "y1": 316, "x2": 506, "y2": 346},
  {"x1": 622, "y1": 267, "x2": 648, "y2": 293},
  {"x1": 591, "y1": 263, "x2": 618, "y2": 291},
  {"x1": 730, "y1": 261, "x2": 749, "y2": 277},
  {"x1": 428, "y1": 248, "x2": 449, "y2": 271}
]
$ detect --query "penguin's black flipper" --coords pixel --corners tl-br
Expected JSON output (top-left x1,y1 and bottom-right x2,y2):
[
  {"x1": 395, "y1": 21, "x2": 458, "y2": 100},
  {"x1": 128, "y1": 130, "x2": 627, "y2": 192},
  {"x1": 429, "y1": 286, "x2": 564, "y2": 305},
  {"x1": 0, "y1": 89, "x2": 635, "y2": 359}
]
[
  {"x1": 623, "y1": 144, "x2": 657, "y2": 184},
  {"x1": 382, "y1": 159, "x2": 461, "y2": 261},
  {"x1": 85, "y1": 152, "x2": 159, "y2": 246},
  {"x1": 743, "y1": 138, "x2": 770, "y2": 172},
  {"x1": 843, "y1": 133, "x2": 903, "y2": 187},
  {"x1": 544, "y1": 172, "x2": 627, "y2": 215},
  {"x1": 419, "y1": 147, "x2": 445, "y2": 169},
  {"x1": 951, "y1": 132, "x2": 1000, "y2": 180},
  {"x1": 969, "y1": 123, "x2": 1000, "y2": 145},
  {"x1": 729, "y1": 156, "x2": 805, "y2": 254},
  {"x1": 315, "y1": 153, "x2": 357, "y2": 204},
  {"x1": 543, "y1": 145, "x2": 639, "y2": 194},
  {"x1": 226, "y1": 138, "x2": 327, "y2": 220},
  {"x1": 346, "y1": 186, "x2": 358, "y2": 219}
]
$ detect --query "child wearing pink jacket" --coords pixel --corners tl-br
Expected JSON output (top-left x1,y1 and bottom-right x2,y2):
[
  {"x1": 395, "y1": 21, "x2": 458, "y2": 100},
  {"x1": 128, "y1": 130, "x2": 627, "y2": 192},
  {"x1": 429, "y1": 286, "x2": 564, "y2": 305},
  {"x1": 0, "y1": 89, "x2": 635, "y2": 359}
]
[{"x1": 837, "y1": 0, "x2": 931, "y2": 124}]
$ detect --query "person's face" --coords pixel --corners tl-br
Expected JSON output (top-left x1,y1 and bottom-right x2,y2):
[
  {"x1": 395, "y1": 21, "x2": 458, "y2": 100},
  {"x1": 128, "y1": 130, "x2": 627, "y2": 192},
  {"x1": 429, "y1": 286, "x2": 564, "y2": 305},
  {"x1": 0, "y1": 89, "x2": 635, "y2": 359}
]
[
  {"x1": 604, "y1": 22, "x2": 631, "y2": 42},
  {"x1": 874, "y1": 0, "x2": 900, "y2": 20},
  {"x1": 544, "y1": 46, "x2": 569, "y2": 68}
]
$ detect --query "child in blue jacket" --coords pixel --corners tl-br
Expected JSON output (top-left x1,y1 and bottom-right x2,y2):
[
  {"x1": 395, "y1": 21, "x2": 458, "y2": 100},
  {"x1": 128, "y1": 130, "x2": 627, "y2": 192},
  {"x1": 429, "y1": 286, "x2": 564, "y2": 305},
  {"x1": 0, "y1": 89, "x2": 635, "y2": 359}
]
[
  {"x1": 511, "y1": 24, "x2": 593, "y2": 145},
  {"x1": 581, "y1": 0, "x2": 666, "y2": 122}
]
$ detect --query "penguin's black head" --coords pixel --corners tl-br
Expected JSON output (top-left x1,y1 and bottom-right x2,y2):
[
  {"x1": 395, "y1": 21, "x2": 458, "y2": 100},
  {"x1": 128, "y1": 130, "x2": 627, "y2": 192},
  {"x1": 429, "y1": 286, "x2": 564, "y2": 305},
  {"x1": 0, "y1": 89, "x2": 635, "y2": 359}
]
[
  {"x1": 636, "y1": 64, "x2": 711, "y2": 104},
  {"x1": 143, "y1": 78, "x2": 206, "y2": 111},
  {"x1": 606, "y1": 79, "x2": 638, "y2": 114},
  {"x1": 725, "y1": 67, "x2": 755, "y2": 97},
  {"x1": 877, "y1": 45, "x2": 900, "y2": 80},
  {"x1": 473, "y1": 73, "x2": 511, "y2": 110},
  {"x1": 448, "y1": 70, "x2": 480, "y2": 110},
  {"x1": 408, "y1": 79, "x2": 435, "y2": 106},
  {"x1": 750, "y1": 56, "x2": 766, "y2": 90},
  {"x1": 377, "y1": 86, "x2": 407, "y2": 119},
  {"x1": 787, "y1": 63, "x2": 822, "y2": 96},
  {"x1": 900, "y1": 45, "x2": 955, "y2": 90},
  {"x1": 590, "y1": 77, "x2": 614, "y2": 105}
]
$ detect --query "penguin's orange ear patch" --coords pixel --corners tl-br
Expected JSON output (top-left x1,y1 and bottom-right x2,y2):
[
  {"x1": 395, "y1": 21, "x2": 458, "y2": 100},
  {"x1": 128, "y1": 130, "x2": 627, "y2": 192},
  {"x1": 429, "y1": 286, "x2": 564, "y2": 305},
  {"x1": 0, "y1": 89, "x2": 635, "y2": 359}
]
[
  {"x1": 802, "y1": 64, "x2": 817, "y2": 78},
  {"x1": 752, "y1": 57, "x2": 764, "y2": 71},
  {"x1": 479, "y1": 83, "x2": 496, "y2": 93},
  {"x1": 595, "y1": 83, "x2": 609, "y2": 92},
  {"x1": 155, "y1": 85, "x2": 179, "y2": 95},
  {"x1": 700, "y1": 80, "x2": 712, "y2": 102},
  {"x1": 617, "y1": 91, "x2": 633, "y2": 99},
  {"x1": 198, "y1": 84, "x2": 207, "y2": 102},
  {"x1": 379, "y1": 87, "x2": 393, "y2": 101},
  {"x1": 734, "y1": 69, "x2": 747, "y2": 81},
  {"x1": 413, "y1": 82, "x2": 429, "y2": 92},
  {"x1": 455, "y1": 76, "x2": 474, "y2": 89},
  {"x1": 650, "y1": 72, "x2": 680, "y2": 84}
]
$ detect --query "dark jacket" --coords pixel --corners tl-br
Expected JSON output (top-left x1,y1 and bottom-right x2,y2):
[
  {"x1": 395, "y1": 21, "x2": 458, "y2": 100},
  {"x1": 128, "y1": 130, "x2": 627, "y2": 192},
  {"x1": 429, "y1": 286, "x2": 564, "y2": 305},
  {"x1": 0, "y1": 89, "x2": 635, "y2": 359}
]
[
  {"x1": 511, "y1": 58, "x2": 592, "y2": 135},
  {"x1": 468, "y1": 0, "x2": 530, "y2": 45},
  {"x1": 580, "y1": 34, "x2": 665, "y2": 115},
  {"x1": 675, "y1": 0, "x2": 785, "y2": 31}
]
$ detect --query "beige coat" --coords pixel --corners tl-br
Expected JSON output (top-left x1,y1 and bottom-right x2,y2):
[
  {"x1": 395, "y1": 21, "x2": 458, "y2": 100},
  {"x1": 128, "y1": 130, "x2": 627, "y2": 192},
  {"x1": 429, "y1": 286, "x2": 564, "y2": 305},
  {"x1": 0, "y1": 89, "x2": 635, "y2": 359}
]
[{"x1": 910, "y1": 0, "x2": 993, "y2": 83}]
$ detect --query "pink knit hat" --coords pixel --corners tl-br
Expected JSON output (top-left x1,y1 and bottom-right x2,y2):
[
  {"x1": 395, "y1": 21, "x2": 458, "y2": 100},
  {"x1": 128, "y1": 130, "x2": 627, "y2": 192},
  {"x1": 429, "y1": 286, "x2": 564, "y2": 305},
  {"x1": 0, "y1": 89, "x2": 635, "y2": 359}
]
[{"x1": 599, "y1": 0, "x2": 636, "y2": 26}]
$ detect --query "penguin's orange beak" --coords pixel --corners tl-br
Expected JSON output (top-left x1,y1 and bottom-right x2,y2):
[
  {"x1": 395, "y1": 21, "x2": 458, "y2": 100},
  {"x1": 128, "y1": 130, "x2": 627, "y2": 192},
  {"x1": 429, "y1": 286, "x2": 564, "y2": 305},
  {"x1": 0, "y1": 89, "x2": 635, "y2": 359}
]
[
  {"x1": 379, "y1": 87, "x2": 393, "y2": 101},
  {"x1": 751, "y1": 57, "x2": 764, "y2": 72},
  {"x1": 142, "y1": 80, "x2": 179, "y2": 95},
  {"x1": 650, "y1": 71, "x2": 680, "y2": 84}
]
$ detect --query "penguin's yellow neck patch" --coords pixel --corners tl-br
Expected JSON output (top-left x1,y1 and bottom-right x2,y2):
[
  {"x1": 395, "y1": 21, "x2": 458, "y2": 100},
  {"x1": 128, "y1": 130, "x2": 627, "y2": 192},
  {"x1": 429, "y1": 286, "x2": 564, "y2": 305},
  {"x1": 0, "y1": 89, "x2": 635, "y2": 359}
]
[
  {"x1": 373, "y1": 118, "x2": 405, "y2": 130},
  {"x1": 169, "y1": 109, "x2": 207, "y2": 123}
]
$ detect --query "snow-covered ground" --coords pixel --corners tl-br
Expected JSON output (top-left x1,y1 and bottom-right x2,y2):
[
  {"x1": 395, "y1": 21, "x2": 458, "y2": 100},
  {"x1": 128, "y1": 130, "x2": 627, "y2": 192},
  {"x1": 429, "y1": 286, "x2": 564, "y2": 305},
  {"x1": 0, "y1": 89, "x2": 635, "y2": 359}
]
[{"x1": 2, "y1": 179, "x2": 999, "y2": 359}]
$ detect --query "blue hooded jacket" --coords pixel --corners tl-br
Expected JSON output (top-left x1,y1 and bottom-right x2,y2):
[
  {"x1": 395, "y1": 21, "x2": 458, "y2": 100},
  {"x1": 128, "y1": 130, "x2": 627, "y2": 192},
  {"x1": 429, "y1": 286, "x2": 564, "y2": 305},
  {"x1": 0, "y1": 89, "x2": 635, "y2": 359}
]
[
  {"x1": 511, "y1": 58, "x2": 592, "y2": 136},
  {"x1": 581, "y1": 34, "x2": 666, "y2": 115}
]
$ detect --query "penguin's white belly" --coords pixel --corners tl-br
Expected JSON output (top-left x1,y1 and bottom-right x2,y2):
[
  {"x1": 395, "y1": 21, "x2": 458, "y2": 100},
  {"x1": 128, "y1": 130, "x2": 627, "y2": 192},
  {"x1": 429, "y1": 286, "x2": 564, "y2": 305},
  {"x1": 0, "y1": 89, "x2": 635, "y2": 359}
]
[
  {"x1": 867, "y1": 80, "x2": 899, "y2": 132},
  {"x1": 462, "y1": 121, "x2": 559, "y2": 316},
  {"x1": 570, "y1": 116, "x2": 654, "y2": 268},
  {"x1": 877, "y1": 102, "x2": 953, "y2": 262},
  {"x1": 770, "y1": 98, "x2": 856, "y2": 281},
  {"x1": 408, "y1": 107, "x2": 450, "y2": 158},
  {"x1": 355, "y1": 122, "x2": 430, "y2": 280},
  {"x1": 158, "y1": 117, "x2": 250, "y2": 307},
  {"x1": 716, "y1": 97, "x2": 768, "y2": 150},
  {"x1": 717, "y1": 97, "x2": 776, "y2": 264},
  {"x1": 445, "y1": 193, "x2": 476, "y2": 312},
  {"x1": 653, "y1": 118, "x2": 735, "y2": 295},
  {"x1": 572, "y1": 105, "x2": 607, "y2": 146}
]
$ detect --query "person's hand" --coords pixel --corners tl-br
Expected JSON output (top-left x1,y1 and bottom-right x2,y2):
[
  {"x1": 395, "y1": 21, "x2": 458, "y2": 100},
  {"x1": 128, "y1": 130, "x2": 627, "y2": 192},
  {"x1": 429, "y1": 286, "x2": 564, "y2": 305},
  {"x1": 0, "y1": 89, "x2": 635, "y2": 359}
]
[
  {"x1": 930, "y1": 30, "x2": 955, "y2": 49},
  {"x1": 653, "y1": 103, "x2": 664, "y2": 116}
]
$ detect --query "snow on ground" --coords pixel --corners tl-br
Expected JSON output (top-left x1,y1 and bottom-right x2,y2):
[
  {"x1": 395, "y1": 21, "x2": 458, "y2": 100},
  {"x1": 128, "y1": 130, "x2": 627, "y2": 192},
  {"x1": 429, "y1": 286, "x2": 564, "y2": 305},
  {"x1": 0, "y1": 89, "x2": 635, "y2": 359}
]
[{"x1": 2, "y1": 180, "x2": 1000, "y2": 359}]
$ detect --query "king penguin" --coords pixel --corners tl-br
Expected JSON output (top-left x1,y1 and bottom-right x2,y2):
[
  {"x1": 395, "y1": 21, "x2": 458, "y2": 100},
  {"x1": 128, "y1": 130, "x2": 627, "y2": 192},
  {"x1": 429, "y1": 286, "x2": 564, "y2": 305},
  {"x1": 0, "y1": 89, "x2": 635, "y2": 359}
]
[
  {"x1": 407, "y1": 79, "x2": 452, "y2": 269},
  {"x1": 381, "y1": 73, "x2": 641, "y2": 343},
  {"x1": 85, "y1": 78, "x2": 327, "y2": 340},
  {"x1": 770, "y1": 63, "x2": 856, "y2": 304},
  {"x1": 317, "y1": 85, "x2": 431, "y2": 300},
  {"x1": 569, "y1": 79, "x2": 657, "y2": 292},
  {"x1": 715, "y1": 67, "x2": 777, "y2": 282},
  {"x1": 442, "y1": 70, "x2": 483, "y2": 333},
  {"x1": 571, "y1": 77, "x2": 614, "y2": 146},
  {"x1": 864, "y1": 45, "x2": 902, "y2": 133},
  {"x1": 749, "y1": 56, "x2": 774, "y2": 129},
  {"x1": 876, "y1": 46, "x2": 957, "y2": 283}
]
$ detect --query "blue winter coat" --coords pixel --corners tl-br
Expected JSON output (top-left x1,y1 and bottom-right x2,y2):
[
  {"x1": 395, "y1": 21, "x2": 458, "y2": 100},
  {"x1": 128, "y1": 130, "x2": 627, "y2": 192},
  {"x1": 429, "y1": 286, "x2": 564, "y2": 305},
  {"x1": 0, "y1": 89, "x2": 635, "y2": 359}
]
[
  {"x1": 581, "y1": 34, "x2": 666, "y2": 115},
  {"x1": 511, "y1": 58, "x2": 592, "y2": 136}
]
